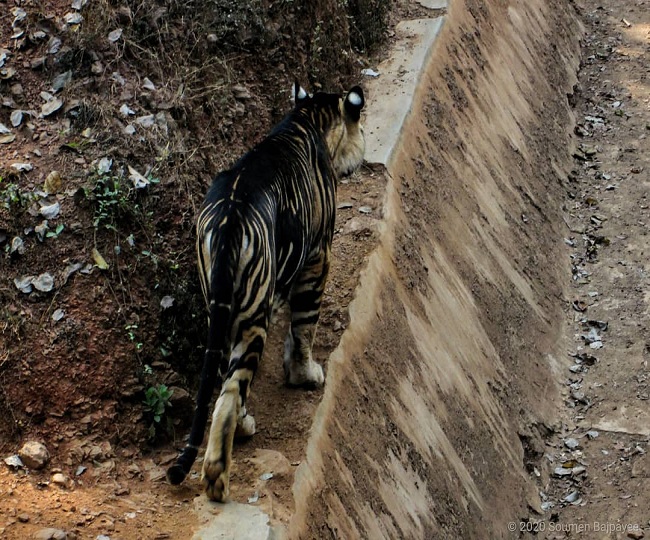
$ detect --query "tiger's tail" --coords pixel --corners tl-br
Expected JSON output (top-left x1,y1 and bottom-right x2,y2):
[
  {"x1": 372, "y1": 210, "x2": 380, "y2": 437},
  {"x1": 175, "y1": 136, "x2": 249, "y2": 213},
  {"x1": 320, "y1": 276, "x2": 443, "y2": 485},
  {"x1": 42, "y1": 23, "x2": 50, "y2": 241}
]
[{"x1": 167, "y1": 225, "x2": 236, "y2": 486}]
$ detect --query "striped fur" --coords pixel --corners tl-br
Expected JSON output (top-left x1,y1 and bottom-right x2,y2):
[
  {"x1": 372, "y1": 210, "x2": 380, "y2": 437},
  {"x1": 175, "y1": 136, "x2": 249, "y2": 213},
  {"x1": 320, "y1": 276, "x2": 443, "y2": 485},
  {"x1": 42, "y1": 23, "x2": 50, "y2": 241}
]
[{"x1": 167, "y1": 82, "x2": 365, "y2": 501}]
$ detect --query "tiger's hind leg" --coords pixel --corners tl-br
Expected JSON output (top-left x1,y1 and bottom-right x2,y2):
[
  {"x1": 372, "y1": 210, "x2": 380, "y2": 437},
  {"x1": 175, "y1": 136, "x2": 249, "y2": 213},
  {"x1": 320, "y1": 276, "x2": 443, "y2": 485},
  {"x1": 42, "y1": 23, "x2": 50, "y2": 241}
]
[
  {"x1": 202, "y1": 335, "x2": 264, "y2": 502},
  {"x1": 284, "y1": 248, "x2": 329, "y2": 388}
]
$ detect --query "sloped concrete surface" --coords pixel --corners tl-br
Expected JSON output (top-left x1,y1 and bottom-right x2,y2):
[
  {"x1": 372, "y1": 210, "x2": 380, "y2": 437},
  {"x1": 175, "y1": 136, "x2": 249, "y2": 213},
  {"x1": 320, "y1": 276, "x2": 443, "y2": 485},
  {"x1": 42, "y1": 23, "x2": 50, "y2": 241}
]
[{"x1": 364, "y1": 17, "x2": 445, "y2": 167}]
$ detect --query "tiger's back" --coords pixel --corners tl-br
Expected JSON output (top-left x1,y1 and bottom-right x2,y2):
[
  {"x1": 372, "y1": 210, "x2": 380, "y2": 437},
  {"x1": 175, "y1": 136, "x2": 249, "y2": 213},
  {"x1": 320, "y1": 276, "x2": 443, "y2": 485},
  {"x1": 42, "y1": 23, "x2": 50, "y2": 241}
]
[{"x1": 168, "y1": 82, "x2": 365, "y2": 502}]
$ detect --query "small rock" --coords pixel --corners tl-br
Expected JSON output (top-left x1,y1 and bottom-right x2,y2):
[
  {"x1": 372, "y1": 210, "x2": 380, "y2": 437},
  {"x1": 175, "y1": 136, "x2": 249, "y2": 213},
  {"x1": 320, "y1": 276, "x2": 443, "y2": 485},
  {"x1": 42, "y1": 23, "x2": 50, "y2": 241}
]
[
  {"x1": 627, "y1": 531, "x2": 644, "y2": 540},
  {"x1": 11, "y1": 162, "x2": 33, "y2": 172},
  {"x1": 35, "y1": 221, "x2": 49, "y2": 242},
  {"x1": 52, "y1": 309, "x2": 65, "y2": 322},
  {"x1": 47, "y1": 37, "x2": 62, "y2": 55},
  {"x1": 31, "y1": 57, "x2": 46, "y2": 70},
  {"x1": 14, "y1": 276, "x2": 34, "y2": 294},
  {"x1": 51, "y1": 71, "x2": 72, "y2": 92},
  {"x1": 33, "y1": 528, "x2": 67, "y2": 540},
  {"x1": 41, "y1": 98, "x2": 64, "y2": 117},
  {"x1": 1, "y1": 67, "x2": 16, "y2": 79},
  {"x1": 135, "y1": 114, "x2": 155, "y2": 128},
  {"x1": 19, "y1": 441, "x2": 50, "y2": 469},
  {"x1": 17, "y1": 513, "x2": 30, "y2": 523},
  {"x1": 9, "y1": 83, "x2": 24, "y2": 96},
  {"x1": 361, "y1": 68, "x2": 380, "y2": 77},
  {"x1": 30, "y1": 30, "x2": 48, "y2": 41},
  {"x1": 563, "y1": 490, "x2": 580, "y2": 503},
  {"x1": 564, "y1": 438, "x2": 580, "y2": 450},
  {"x1": 40, "y1": 201, "x2": 61, "y2": 219},
  {"x1": 4, "y1": 454, "x2": 24, "y2": 469},
  {"x1": 51, "y1": 473, "x2": 69, "y2": 487},
  {"x1": 33, "y1": 273, "x2": 55, "y2": 292},
  {"x1": 119, "y1": 104, "x2": 135, "y2": 117},
  {"x1": 586, "y1": 430, "x2": 599, "y2": 439},
  {"x1": 160, "y1": 296, "x2": 174, "y2": 309}
]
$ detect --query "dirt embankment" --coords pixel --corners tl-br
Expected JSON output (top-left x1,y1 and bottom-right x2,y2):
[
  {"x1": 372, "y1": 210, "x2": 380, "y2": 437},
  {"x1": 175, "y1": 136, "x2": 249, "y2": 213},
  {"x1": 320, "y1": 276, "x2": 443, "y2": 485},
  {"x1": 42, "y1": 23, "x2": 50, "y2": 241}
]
[{"x1": 289, "y1": 1, "x2": 583, "y2": 538}]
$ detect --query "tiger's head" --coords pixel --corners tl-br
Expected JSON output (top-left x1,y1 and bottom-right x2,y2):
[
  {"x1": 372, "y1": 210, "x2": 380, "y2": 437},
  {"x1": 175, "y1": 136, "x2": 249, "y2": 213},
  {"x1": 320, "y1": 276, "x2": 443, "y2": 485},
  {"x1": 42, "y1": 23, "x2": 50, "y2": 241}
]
[{"x1": 293, "y1": 82, "x2": 366, "y2": 178}]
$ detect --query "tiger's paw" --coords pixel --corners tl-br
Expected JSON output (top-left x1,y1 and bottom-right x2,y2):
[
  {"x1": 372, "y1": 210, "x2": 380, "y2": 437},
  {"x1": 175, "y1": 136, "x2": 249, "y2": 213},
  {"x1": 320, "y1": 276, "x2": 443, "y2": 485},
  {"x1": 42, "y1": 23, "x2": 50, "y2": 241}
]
[
  {"x1": 235, "y1": 413, "x2": 256, "y2": 438},
  {"x1": 202, "y1": 459, "x2": 229, "y2": 502},
  {"x1": 285, "y1": 359, "x2": 324, "y2": 388}
]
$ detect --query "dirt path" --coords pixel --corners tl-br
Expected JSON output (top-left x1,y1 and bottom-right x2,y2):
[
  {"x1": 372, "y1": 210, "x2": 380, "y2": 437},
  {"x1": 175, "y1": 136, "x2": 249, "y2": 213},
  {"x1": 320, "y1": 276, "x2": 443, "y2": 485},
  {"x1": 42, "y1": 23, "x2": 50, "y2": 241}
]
[{"x1": 524, "y1": 1, "x2": 650, "y2": 538}]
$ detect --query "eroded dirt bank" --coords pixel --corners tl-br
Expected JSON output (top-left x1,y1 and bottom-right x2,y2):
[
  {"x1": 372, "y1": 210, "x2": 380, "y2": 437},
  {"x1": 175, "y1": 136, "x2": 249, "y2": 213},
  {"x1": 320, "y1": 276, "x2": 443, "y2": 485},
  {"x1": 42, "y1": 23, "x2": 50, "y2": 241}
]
[{"x1": 289, "y1": 1, "x2": 583, "y2": 538}]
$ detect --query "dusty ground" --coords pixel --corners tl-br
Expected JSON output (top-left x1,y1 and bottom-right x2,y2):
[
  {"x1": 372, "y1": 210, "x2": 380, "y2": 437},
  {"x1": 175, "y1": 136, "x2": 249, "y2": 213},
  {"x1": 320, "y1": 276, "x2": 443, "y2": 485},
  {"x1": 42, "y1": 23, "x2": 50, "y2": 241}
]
[
  {"x1": 524, "y1": 0, "x2": 650, "y2": 538},
  {"x1": 1, "y1": 0, "x2": 649, "y2": 539}
]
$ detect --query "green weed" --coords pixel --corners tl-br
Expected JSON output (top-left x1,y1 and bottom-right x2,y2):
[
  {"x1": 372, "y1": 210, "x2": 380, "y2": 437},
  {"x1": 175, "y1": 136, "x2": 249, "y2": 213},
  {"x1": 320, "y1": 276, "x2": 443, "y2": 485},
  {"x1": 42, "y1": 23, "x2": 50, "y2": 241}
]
[{"x1": 143, "y1": 384, "x2": 174, "y2": 441}]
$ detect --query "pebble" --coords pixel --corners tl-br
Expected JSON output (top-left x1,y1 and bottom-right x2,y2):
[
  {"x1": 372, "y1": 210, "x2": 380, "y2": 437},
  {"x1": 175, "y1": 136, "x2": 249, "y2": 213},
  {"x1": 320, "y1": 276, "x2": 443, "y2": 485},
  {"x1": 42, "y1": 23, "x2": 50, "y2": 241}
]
[
  {"x1": 564, "y1": 438, "x2": 580, "y2": 450},
  {"x1": 40, "y1": 201, "x2": 61, "y2": 219},
  {"x1": 18, "y1": 441, "x2": 50, "y2": 470},
  {"x1": 32, "y1": 528, "x2": 67, "y2": 540},
  {"x1": 52, "y1": 473, "x2": 69, "y2": 487}
]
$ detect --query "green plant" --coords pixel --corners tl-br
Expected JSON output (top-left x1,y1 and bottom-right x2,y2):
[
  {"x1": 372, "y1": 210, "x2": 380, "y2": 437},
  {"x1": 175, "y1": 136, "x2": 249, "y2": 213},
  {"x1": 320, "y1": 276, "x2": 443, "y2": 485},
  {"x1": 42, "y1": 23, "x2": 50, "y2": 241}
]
[
  {"x1": 143, "y1": 384, "x2": 174, "y2": 440},
  {"x1": 1, "y1": 181, "x2": 37, "y2": 211},
  {"x1": 92, "y1": 174, "x2": 131, "y2": 231},
  {"x1": 46, "y1": 223, "x2": 65, "y2": 239},
  {"x1": 125, "y1": 323, "x2": 143, "y2": 352}
]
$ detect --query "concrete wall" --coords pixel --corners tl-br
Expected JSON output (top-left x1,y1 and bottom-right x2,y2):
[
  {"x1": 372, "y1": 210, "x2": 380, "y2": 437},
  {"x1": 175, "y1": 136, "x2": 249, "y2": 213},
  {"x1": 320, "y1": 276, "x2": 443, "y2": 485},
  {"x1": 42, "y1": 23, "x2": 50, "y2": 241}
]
[{"x1": 289, "y1": 1, "x2": 583, "y2": 538}]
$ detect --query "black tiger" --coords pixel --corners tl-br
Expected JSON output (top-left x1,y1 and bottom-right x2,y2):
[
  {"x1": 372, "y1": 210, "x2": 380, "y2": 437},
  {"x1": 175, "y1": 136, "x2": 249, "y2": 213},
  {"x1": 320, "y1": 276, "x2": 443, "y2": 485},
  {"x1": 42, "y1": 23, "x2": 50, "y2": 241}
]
[{"x1": 167, "y1": 82, "x2": 366, "y2": 502}]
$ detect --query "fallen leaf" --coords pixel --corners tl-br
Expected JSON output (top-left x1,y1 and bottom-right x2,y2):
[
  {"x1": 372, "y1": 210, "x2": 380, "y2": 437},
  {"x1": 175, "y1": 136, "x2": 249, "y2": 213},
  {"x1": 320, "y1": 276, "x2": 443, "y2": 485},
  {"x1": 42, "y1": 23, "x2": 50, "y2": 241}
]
[
  {"x1": 108, "y1": 29, "x2": 123, "y2": 42},
  {"x1": 10, "y1": 110, "x2": 22, "y2": 127},
  {"x1": 92, "y1": 248, "x2": 109, "y2": 270},
  {"x1": 128, "y1": 166, "x2": 150, "y2": 189},
  {"x1": 44, "y1": 171, "x2": 63, "y2": 194}
]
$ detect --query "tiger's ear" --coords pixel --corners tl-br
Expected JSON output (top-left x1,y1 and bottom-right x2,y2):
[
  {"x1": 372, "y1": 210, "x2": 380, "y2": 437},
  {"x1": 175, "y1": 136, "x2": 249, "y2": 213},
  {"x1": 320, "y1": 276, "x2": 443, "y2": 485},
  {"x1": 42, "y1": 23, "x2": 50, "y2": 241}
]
[
  {"x1": 344, "y1": 86, "x2": 364, "y2": 121},
  {"x1": 292, "y1": 81, "x2": 309, "y2": 103}
]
